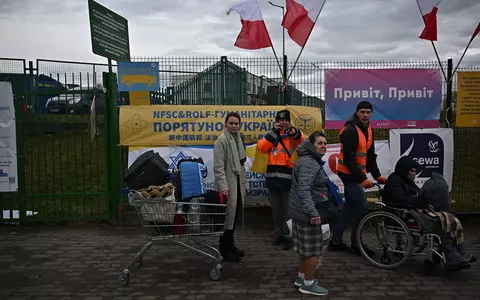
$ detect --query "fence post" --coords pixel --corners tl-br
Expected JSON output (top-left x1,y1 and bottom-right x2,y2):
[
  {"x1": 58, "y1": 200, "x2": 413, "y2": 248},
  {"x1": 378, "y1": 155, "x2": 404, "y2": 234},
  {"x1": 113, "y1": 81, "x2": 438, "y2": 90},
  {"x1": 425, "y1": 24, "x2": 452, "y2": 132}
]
[
  {"x1": 103, "y1": 62, "x2": 120, "y2": 224},
  {"x1": 283, "y1": 54, "x2": 288, "y2": 105},
  {"x1": 221, "y1": 56, "x2": 227, "y2": 105},
  {"x1": 446, "y1": 58, "x2": 453, "y2": 127},
  {"x1": 14, "y1": 61, "x2": 30, "y2": 223},
  {"x1": 242, "y1": 68, "x2": 247, "y2": 105}
]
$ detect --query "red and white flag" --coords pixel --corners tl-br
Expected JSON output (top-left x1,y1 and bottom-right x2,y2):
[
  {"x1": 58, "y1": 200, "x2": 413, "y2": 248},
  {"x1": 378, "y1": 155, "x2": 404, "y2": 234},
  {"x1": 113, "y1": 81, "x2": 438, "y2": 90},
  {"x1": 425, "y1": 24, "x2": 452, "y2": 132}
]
[
  {"x1": 469, "y1": 22, "x2": 480, "y2": 43},
  {"x1": 282, "y1": 0, "x2": 326, "y2": 47},
  {"x1": 417, "y1": 0, "x2": 442, "y2": 41},
  {"x1": 227, "y1": 0, "x2": 272, "y2": 50}
]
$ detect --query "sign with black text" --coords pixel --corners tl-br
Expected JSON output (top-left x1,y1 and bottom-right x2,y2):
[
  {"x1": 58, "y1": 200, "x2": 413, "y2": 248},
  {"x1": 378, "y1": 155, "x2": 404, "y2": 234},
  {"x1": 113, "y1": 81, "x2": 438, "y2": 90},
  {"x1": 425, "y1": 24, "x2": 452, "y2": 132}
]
[
  {"x1": 0, "y1": 82, "x2": 18, "y2": 192},
  {"x1": 88, "y1": 0, "x2": 130, "y2": 61},
  {"x1": 389, "y1": 128, "x2": 453, "y2": 191}
]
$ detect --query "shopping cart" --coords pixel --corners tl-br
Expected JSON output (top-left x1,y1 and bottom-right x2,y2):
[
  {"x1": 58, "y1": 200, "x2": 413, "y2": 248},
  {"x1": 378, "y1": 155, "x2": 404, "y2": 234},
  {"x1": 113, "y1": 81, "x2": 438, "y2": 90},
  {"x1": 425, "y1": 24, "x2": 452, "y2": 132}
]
[{"x1": 119, "y1": 189, "x2": 228, "y2": 286}]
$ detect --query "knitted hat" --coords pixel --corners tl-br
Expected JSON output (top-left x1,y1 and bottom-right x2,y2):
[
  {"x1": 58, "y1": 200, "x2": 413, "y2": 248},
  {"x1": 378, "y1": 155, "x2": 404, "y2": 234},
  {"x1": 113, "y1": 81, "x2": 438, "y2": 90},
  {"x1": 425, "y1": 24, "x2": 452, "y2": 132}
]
[
  {"x1": 275, "y1": 109, "x2": 291, "y2": 121},
  {"x1": 356, "y1": 101, "x2": 373, "y2": 112}
]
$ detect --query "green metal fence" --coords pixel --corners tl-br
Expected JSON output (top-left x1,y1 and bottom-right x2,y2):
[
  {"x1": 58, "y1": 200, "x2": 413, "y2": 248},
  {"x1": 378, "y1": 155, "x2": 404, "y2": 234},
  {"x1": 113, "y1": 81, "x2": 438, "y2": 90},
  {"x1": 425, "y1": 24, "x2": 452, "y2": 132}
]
[
  {"x1": 0, "y1": 58, "x2": 121, "y2": 223},
  {"x1": 1, "y1": 56, "x2": 479, "y2": 224},
  {"x1": 132, "y1": 56, "x2": 480, "y2": 213}
]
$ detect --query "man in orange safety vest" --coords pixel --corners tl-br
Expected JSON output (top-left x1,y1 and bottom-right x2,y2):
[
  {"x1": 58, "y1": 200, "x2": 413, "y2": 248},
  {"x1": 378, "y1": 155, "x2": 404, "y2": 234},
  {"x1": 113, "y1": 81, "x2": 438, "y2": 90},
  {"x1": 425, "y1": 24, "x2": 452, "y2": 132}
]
[
  {"x1": 329, "y1": 101, "x2": 387, "y2": 256},
  {"x1": 257, "y1": 109, "x2": 304, "y2": 249}
]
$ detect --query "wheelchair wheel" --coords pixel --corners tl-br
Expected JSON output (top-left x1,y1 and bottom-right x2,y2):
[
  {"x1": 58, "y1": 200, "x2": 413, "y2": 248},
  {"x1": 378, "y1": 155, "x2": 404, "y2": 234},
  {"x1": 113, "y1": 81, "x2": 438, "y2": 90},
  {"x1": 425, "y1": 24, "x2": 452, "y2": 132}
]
[{"x1": 357, "y1": 211, "x2": 414, "y2": 269}]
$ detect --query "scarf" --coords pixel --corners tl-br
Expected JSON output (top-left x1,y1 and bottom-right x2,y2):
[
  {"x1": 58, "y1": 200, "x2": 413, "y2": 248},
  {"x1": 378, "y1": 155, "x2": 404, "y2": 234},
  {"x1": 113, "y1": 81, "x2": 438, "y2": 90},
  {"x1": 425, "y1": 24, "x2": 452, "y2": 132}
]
[{"x1": 224, "y1": 130, "x2": 246, "y2": 175}]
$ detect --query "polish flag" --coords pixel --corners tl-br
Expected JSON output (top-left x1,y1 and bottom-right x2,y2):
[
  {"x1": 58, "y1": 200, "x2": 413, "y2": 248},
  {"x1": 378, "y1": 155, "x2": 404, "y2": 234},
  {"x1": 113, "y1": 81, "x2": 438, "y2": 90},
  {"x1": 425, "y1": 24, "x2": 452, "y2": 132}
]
[
  {"x1": 417, "y1": 0, "x2": 442, "y2": 41},
  {"x1": 227, "y1": 0, "x2": 272, "y2": 50},
  {"x1": 282, "y1": 0, "x2": 326, "y2": 47}
]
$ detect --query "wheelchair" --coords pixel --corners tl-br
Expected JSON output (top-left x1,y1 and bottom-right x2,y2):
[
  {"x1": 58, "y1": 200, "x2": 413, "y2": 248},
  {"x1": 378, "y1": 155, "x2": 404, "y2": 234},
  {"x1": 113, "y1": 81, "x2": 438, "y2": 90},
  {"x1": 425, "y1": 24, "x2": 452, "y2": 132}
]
[{"x1": 355, "y1": 184, "x2": 446, "y2": 274}]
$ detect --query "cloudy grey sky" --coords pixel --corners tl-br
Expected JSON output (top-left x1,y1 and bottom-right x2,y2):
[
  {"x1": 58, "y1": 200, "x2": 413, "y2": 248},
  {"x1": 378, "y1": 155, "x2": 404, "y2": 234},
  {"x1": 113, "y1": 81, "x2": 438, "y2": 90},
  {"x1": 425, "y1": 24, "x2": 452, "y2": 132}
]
[{"x1": 0, "y1": 0, "x2": 478, "y2": 66}]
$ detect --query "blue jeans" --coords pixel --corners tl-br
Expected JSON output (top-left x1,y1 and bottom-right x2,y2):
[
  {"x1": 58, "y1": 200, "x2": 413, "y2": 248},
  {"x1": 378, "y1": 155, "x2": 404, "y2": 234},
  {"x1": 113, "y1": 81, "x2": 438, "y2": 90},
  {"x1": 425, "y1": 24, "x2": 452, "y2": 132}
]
[{"x1": 331, "y1": 176, "x2": 368, "y2": 247}]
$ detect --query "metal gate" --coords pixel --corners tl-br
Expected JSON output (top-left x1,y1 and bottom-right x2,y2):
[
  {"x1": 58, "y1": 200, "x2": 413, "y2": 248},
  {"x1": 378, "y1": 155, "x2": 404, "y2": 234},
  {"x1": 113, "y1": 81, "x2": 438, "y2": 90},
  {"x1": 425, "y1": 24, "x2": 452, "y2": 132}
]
[{"x1": 1, "y1": 58, "x2": 118, "y2": 223}]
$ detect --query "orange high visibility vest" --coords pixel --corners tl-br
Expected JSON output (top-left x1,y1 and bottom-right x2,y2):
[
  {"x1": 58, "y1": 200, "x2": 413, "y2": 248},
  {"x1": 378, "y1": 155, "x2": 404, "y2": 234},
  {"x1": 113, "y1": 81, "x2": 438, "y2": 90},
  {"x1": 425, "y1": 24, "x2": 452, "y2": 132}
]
[{"x1": 336, "y1": 125, "x2": 373, "y2": 175}]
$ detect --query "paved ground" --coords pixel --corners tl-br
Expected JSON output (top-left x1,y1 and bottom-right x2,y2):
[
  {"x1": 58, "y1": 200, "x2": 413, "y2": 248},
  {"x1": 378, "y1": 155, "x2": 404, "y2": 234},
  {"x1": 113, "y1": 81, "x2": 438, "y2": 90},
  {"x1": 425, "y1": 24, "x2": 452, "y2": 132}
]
[{"x1": 0, "y1": 213, "x2": 479, "y2": 300}]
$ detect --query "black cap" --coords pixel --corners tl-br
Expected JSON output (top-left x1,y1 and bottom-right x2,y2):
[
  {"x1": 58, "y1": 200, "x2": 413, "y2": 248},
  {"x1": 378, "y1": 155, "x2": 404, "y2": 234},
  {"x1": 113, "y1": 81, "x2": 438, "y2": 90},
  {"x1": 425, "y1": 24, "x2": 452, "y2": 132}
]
[
  {"x1": 356, "y1": 101, "x2": 373, "y2": 112},
  {"x1": 275, "y1": 109, "x2": 291, "y2": 122}
]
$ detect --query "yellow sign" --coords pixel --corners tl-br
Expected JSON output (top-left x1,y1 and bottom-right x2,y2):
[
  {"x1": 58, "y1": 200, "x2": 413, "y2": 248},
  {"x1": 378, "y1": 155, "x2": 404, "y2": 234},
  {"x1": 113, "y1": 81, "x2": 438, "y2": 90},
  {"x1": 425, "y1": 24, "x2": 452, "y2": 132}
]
[
  {"x1": 121, "y1": 75, "x2": 157, "y2": 87},
  {"x1": 456, "y1": 72, "x2": 480, "y2": 127},
  {"x1": 129, "y1": 91, "x2": 150, "y2": 105},
  {"x1": 119, "y1": 105, "x2": 323, "y2": 146}
]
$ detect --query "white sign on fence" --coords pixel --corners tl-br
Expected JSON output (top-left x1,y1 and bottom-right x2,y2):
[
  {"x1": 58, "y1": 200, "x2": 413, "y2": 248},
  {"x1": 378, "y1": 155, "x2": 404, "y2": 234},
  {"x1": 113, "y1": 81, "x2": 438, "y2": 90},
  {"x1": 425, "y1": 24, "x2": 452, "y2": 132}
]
[
  {"x1": 127, "y1": 140, "x2": 391, "y2": 203},
  {"x1": 0, "y1": 82, "x2": 18, "y2": 192},
  {"x1": 389, "y1": 128, "x2": 454, "y2": 190}
]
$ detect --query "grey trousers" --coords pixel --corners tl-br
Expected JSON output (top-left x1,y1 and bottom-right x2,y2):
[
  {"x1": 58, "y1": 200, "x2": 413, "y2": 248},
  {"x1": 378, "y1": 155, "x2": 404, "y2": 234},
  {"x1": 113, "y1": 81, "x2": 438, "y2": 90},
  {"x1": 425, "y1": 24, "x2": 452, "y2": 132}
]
[{"x1": 269, "y1": 188, "x2": 290, "y2": 239}]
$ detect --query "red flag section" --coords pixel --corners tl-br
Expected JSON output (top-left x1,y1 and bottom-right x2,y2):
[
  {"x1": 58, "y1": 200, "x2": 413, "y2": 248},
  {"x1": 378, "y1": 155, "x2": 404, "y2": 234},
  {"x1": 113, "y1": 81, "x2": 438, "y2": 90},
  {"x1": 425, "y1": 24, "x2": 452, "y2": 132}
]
[
  {"x1": 281, "y1": 0, "x2": 326, "y2": 47},
  {"x1": 417, "y1": 0, "x2": 442, "y2": 41},
  {"x1": 470, "y1": 22, "x2": 480, "y2": 42},
  {"x1": 227, "y1": 0, "x2": 272, "y2": 50}
]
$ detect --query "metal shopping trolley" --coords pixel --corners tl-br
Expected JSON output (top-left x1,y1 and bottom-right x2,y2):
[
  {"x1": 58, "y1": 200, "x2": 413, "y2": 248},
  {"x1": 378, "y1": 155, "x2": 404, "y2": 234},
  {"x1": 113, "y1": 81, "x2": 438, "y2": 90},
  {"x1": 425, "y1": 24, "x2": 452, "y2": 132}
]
[{"x1": 119, "y1": 189, "x2": 228, "y2": 286}]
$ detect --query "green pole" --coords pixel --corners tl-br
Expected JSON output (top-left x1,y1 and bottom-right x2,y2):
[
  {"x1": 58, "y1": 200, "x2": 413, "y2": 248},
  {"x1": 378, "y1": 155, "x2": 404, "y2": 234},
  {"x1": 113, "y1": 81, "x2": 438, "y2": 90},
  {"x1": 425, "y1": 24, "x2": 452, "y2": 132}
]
[{"x1": 104, "y1": 59, "x2": 120, "y2": 224}]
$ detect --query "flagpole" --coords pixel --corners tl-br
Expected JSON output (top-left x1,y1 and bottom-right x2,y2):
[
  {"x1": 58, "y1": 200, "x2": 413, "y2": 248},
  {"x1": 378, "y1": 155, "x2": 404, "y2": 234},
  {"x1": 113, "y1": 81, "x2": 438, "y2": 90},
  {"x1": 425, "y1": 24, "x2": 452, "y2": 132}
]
[
  {"x1": 253, "y1": 0, "x2": 283, "y2": 82},
  {"x1": 268, "y1": 1, "x2": 287, "y2": 84},
  {"x1": 449, "y1": 33, "x2": 478, "y2": 84},
  {"x1": 267, "y1": 35, "x2": 285, "y2": 82},
  {"x1": 415, "y1": 0, "x2": 447, "y2": 82},
  {"x1": 287, "y1": 2, "x2": 326, "y2": 82},
  {"x1": 226, "y1": 0, "x2": 283, "y2": 82}
]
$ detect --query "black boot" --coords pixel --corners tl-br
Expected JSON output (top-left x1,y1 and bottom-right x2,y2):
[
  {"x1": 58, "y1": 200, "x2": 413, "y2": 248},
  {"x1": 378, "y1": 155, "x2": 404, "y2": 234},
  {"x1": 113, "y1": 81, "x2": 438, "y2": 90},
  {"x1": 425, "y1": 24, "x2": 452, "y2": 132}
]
[
  {"x1": 231, "y1": 236, "x2": 245, "y2": 257},
  {"x1": 443, "y1": 238, "x2": 471, "y2": 271},
  {"x1": 219, "y1": 231, "x2": 241, "y2": 262},
  {"x1": 226, "y1": 229, "x2": 245, "y2": 257},
  {"x1": 457, "y1": 243, "x2": 477, "y2": 263}
]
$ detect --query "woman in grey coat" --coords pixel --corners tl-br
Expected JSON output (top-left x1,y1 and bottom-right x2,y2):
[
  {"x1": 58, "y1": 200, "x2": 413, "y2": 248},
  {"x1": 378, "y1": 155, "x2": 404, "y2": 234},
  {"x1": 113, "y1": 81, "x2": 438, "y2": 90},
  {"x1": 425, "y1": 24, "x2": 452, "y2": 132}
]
[
  {"x1": 289, "y1": 131, "x2": 330, "y2": 296},
  {"x1": 213, "y1": 112, "x2": 247, "y2": 262}
]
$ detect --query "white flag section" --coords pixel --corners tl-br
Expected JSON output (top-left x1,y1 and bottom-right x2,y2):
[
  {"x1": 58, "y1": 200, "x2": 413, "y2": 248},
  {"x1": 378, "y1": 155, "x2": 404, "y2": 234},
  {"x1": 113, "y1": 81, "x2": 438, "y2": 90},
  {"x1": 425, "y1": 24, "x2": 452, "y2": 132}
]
[
  {"x1": 389, "y1": 128, "x2": 453, "y2": 191},
  {"x1": 127, "y1": 140, "x2": 391, "y2": 203},
  {"x1": 0, "y1": 82, "x2": 18, "y2": 192},
  {"x1": 226, "y1": 0, "x2": 272, "y2": 50}
]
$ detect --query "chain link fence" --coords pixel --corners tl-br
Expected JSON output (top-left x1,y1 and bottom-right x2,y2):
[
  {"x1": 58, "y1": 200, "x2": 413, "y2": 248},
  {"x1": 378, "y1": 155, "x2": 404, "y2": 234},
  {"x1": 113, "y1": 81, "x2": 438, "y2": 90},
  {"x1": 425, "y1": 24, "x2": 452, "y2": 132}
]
[{"x1": 1, "y1": 56, "x2": 479, "y2": 221}]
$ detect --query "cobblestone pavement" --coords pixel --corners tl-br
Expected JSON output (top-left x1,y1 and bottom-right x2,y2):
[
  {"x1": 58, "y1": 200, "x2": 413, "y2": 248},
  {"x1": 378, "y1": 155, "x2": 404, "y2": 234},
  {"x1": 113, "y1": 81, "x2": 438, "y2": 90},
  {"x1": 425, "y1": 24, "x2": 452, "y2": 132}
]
[{"x1": 0, "y1": 218, "x2": 479, "y2": 300}]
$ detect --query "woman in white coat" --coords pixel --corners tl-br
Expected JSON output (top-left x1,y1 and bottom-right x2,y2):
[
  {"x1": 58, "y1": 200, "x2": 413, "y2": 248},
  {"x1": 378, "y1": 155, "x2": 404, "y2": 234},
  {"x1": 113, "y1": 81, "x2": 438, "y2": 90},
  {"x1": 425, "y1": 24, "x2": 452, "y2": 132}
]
[{"x1": 213, "y1": 112, "x2": 247, "y2": 262}]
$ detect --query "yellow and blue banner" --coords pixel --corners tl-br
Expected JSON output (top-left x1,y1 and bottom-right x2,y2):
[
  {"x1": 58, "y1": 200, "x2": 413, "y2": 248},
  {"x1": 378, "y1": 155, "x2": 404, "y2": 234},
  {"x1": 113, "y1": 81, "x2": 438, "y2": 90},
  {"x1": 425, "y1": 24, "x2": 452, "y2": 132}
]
[{"x1": 117, "y1": 62, "x2": 160, "y2": 92}]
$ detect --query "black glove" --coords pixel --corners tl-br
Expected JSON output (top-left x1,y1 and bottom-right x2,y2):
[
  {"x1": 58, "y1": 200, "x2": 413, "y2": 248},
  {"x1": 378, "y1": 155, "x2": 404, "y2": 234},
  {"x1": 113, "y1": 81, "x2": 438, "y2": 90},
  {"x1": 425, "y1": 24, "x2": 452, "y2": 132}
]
[
  {"x1": 271, "y1": 126, "x2": 280, "y2": 135},
  {"x1": 289, "y1": 127, "x2": 301, "y2": 139},
  {"x1": 288, "y1": 127, "x2": 296, "y2": 136}
]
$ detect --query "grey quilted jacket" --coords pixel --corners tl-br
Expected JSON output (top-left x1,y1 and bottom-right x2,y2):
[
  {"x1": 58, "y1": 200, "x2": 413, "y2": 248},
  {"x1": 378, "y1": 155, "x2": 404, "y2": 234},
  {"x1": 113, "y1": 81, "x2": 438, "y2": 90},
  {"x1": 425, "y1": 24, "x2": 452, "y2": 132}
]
[{"x1": 288, "y1": 140, "x2": 329, "y2": 223}]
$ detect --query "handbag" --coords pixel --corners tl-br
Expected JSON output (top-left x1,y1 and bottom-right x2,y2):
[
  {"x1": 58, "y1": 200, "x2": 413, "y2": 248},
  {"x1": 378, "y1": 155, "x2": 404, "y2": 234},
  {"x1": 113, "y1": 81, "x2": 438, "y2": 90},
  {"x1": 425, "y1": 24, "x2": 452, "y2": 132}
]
[
  {"x1": 293, "y1": 163, "x2": 340, "y2": 225},
  {"x1": 319, "y1": 166, "x2": 344, "y2": 208},
  {"x1": 315, "y1": 199, "x2": 340, "y2": 225}
]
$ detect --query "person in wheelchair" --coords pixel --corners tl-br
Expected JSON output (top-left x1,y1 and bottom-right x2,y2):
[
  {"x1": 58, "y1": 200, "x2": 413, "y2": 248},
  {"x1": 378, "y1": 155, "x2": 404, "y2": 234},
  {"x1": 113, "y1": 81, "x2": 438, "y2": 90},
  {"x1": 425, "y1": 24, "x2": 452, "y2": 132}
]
[
  {"x1": 383, "y1": 156, "x2": 475, "y2": 270},
  {"x1": 420, "y1": 172, "x2": 477, "y2": 264}
]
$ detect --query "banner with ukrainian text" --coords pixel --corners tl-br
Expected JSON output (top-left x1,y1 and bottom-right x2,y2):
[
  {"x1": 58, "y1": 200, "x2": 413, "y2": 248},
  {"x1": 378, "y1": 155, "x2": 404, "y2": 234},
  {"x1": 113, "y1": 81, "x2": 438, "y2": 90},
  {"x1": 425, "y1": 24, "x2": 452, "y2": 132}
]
[
  {"x1": 119, "y1": 105, "x2": 323, "y2": 146},
  {"x1": 325, "y1": 69, "x2": 442, "y2": 129}
]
